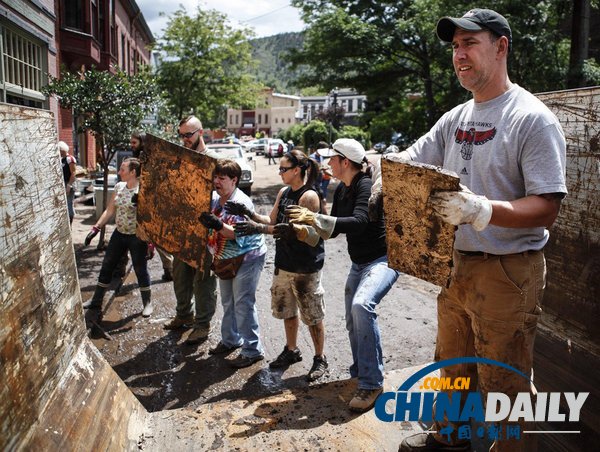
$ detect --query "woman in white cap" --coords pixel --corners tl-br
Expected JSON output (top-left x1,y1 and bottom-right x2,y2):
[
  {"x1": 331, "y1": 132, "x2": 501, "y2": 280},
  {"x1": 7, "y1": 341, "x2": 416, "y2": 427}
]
[{"x1": 286, "y1": 138, "x2": 399, "y2": 413}]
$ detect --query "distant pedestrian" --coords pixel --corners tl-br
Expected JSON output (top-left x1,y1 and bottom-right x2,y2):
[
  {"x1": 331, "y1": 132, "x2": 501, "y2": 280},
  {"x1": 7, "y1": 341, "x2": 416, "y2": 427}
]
[{"x1": 59, "y1": 141, "x2": 76, "y2": 225}]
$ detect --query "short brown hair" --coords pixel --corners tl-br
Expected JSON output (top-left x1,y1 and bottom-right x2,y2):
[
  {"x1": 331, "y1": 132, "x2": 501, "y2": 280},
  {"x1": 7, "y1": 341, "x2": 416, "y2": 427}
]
[
  {"x1": 123, "y1": 157, "x2": 141, "y2": 177},
  {"x1": 213, "y1": 159, "x2": 241, "y2": 186}
]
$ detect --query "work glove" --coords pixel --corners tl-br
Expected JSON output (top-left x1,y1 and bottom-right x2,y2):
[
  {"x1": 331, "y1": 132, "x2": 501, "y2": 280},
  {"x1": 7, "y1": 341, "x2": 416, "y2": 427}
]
[
  {"x1": 234, "y1": 219, "x2": 266, "y2": 236},
  {"x1": 146, "y1": 243, "x2": 155, "y2": 260},
  {"x1": 199, "y1": 212, "x2": 223, "y2": 231},
  {"x1": 429, "y1": 187, "x2": 493, "y2": 231},
  {"x1": 273, "y1": 223, "x2": 320, "y2": 247},
  {"x1": 368, "y1": 186, "x2": 384, "y2": 222},
  {"x1": 285, "y1": 205, "x2": 337, "y2": 240},
  {"x1": 225, "y1": 200, "x2": 254, "y2": 218},
  {"x1": 84, "y1": 226, "x2": 100, "y2": 246}
]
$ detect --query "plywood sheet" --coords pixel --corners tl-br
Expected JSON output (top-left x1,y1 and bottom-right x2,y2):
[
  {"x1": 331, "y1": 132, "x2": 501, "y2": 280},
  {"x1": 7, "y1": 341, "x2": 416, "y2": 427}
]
[
  {"x1": 137, "y1": 134, "x2": 215, "y2": 268},
  {"x1": 382, "y1": 159, "x2": 459, "y2": 286}
]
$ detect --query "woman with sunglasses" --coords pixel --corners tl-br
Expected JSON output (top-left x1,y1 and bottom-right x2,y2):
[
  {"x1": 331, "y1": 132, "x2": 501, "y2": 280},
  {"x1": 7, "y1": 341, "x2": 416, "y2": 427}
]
[
  {"x1": 286, "y1": 138, "x2": 400, "y2": 413},
  {"x1": 227, "y1": 150, "x2": 329, "y2": 382}
]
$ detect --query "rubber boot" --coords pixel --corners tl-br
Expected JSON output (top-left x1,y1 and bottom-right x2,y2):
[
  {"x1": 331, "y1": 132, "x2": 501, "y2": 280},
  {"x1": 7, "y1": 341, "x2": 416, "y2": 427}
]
[
  {"x1": 141, "y1": 289, "x2": 153, "y2": 317},
  {"x1": 82, "y1": 285, "x2": 106, "y2": 310}
]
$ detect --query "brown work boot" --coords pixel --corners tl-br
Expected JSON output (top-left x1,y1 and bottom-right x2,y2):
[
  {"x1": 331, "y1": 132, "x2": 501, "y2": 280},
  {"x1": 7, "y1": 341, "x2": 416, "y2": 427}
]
[
  {"x1": 348, "y1": 387, "x2": 383, "y2": 412},
  {"x1": 185, "y1": 325, "x2": 210, "y2": 345},
  {"x1": 163, "y1": 314, "x2": 194, "y2": 330}
]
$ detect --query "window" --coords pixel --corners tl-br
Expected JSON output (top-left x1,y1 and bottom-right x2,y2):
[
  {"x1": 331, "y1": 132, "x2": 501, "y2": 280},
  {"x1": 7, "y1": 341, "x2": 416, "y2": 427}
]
[
  {"x1": 258, "y1": 113, "x2": 262, "y2": 124},
  {"x1": 229, "y1": 114, "x2": 232, "y2": 124},
  {"x1": 288, "y1": 118, "x2": 291, "y2": 123},
  {"x1": 347, "y1": 99, "x2": 353, "y2": 113},
  {"x1": 265, "y1": 114, "x2": 269, "y2": 123},
  {"x1": 235, "y1": 114, "x2": 239, "y2": 124},
  {"x1": 275, "y1": 118, "x2": 278, "y2": 124},
  {"x1": 64, "y1": 0, "x2": 84, "y2": 31},
  {"x1": 357, "y1": 98, "x2": 363, "y2": 111},
  {"x1": 91, "y1": 0, "x2": 99, "y2": 40},
  {"x1": 1, "y1": 24, "x2": 47, "y2": 108}
]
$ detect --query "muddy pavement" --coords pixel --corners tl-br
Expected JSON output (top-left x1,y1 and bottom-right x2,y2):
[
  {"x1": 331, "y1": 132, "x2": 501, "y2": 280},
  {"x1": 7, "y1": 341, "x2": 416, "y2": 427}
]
[{"x1": 76, "y1": 151, "x2": 439, "y2": 413}]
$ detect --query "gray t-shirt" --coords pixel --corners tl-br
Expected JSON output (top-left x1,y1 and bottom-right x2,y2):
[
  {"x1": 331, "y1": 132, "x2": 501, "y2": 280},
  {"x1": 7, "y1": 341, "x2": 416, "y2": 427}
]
[{"x1": 407, "y1": 85, "x2": 567, "y2": 254}]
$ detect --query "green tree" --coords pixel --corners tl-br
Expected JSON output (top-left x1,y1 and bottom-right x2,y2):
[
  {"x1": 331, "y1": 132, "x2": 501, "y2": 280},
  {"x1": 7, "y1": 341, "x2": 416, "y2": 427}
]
[
  {"x1": 154, "y1": 6, "x2": 261, "y2": 127},
  {"x1": 290, "y1": 0, "x2": 575, "y2": 143},
  {"x1": 42, "y1": 67, "x2": 158, "y2": 247},
  {"x1": 303, "y1": 120, "x2": 336, "y2": 150}
]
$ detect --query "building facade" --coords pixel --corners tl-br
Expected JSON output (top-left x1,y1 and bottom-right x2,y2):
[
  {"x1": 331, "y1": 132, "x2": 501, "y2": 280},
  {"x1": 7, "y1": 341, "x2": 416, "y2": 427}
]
[
  {"x1": 227, "y1": 89, "x2": 301, "y2": 138},
  {"x1": 0, "y1": 0, "x2": 59, "y2": 113},
  {"x1": 301, "y1": 88, "x2": 366, "y2": 126},
  {"x1": 56, "y1": 0, "x2": 153, "y2": 169}
]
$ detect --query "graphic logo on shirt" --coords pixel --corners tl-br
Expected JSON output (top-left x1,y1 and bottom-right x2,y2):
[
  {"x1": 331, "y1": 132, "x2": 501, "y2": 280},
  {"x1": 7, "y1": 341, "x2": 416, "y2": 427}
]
[
  {"x1": 460, "y1": 167, "x2": 469, "y2": 176},
  {"x1": 454, "y1": 126, "x2": 496, "y2": 160},
  {"x1": 374, "y1": 357, "x2": 588, "y2": 443}
]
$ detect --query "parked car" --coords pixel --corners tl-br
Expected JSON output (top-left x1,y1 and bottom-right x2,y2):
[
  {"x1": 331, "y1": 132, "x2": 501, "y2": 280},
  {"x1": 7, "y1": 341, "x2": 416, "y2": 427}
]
[
  {"x1": 249, "y1": 138, "x2": 268, "y2": 155},
  {"x1": 374, "y1": 142, "x2": 387, "y2": 154},
  {"x1": 266, "y1": 139, "x2": 285, "y2": 158},
  {"x1": 206, "y1": 144, "x2": 254, "y2": 195}
]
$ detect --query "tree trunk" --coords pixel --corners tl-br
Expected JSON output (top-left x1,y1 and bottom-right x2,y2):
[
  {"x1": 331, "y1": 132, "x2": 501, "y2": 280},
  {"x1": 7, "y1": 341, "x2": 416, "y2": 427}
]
[{"x1": 568, "y1": 0, "x2": 590, "y2": 88}]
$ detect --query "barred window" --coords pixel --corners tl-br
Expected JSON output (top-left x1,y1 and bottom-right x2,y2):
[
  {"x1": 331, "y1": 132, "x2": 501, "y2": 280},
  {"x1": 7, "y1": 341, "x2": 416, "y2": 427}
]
[{"x1": 1, "y1": 24, "x2": 47, "y2": 108}]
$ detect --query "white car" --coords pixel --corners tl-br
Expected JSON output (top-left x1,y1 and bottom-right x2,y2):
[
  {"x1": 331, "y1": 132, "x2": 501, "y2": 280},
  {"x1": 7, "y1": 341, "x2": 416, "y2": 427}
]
[
  {"x1": 206, "y1": 144, "x2": 254, "y2": 195},
  {"x1": 265, "y1": 139, "x2": 285, "y2": 158}
]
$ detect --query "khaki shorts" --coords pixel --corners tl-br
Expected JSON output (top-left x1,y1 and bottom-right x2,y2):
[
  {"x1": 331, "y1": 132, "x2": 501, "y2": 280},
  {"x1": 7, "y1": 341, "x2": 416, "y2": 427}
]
[{"x1": 270, "y1": 269, "x2": 325, "y2": 325}]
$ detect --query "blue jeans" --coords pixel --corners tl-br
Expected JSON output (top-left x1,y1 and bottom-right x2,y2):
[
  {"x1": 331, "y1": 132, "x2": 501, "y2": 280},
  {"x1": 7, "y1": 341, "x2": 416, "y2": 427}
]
[
  {"x1": 98, "y1": 230, "x2": 150, "y2": 289},
  {"x1": 219, "y1": 254, "x2": 265, "y2": 358},
  {"x1": 345, "y1": 255, "x2": 399, "y2": 389}
]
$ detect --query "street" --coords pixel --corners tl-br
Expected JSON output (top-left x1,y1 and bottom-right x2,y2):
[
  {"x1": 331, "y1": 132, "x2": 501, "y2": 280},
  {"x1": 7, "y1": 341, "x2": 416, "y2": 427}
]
[{"x1": 75, "y1": 150, "x2": 439, "y2": 413}]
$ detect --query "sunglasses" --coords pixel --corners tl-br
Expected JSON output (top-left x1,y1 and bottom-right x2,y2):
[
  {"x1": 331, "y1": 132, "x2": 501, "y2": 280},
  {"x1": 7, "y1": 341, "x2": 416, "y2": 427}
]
[
  {"x1": 177, "y1": 127, "x2": 202, "y2": 139},
  {"x1": 278, "y1": 166, "x2": 296, "y2": 174}
]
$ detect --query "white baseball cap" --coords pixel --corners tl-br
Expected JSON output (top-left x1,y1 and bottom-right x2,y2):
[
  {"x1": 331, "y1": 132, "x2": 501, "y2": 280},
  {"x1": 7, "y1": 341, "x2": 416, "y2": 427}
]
[{"x1": 318, "y1": 138, "x2": 366, "y2": 164}]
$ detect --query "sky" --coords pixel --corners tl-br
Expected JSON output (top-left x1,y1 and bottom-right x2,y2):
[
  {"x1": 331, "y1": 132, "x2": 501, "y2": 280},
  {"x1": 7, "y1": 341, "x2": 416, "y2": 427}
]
[{"x1": 136, "y1": 0, "x2": 306, "y2": 39}]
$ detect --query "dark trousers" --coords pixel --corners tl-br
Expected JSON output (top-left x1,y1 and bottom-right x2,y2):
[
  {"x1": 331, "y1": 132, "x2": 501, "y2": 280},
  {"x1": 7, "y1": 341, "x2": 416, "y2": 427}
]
[{"x1": 98, "y1": 229, "x2": 150, "y2": 289}]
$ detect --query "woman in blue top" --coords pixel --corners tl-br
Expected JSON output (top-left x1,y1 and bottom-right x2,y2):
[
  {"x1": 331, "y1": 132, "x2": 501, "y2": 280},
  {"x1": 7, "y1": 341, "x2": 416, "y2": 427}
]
[{"x1": 199, "y1": 160, "x2": 267, "y2": 369}]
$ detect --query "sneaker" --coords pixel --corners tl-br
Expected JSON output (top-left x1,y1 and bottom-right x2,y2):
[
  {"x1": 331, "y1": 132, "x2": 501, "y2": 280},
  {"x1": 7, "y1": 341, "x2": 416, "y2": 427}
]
[
  {"x1": 348, "y1": 387, "x2": 383, "y2": 413},
  {"x1": 269, "y1": 346, "x2": 303, "y2": 369},
  {"x1": 208, "y1": 341, "x2": 242, "y2": 355},
  {"x1": 306, "y1": 355, "x2": 328, "y2": 381},
  {"x1": 229, "y1": 354, "x2": 264, "y2": 369},
  {"x1": 185, "y1": 325, "x2": 210, "y2": 345},
  {"x1": 163, "y1": 315, "x2": 194, "y2": 330},
  {"x1": 399, "y1": 432, "x2": 471, "y2": 451}
]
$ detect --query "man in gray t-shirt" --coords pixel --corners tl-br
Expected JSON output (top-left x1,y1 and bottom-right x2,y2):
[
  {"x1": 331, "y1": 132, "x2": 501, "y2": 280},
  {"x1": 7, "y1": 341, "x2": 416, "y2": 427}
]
[{"x1": 374, "y1": 9, "x2": 567, "y2": 452}]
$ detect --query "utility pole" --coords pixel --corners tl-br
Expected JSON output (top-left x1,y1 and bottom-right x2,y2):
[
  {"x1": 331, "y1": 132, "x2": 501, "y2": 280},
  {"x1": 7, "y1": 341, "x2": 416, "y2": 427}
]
[{"x1": 328, "y1": 87, "x2": 338, "y2": 145}]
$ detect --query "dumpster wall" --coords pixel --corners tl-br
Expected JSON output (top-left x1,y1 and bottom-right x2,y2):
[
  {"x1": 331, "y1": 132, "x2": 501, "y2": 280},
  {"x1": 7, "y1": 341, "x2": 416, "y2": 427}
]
[
  {"x1": 538, "y1": 87, "x2": 600, "y2": 340},
  {"x1": 0, "y1": 105, "x2": 145, "y2": 451}
]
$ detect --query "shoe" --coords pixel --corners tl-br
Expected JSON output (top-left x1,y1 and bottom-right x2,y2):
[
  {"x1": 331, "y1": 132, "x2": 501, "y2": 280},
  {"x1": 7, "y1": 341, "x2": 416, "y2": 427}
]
[
  {"x1": 269, "y1": 346, "x2": 303, "y2": 369},
  {"x1": 163, "y1": 315, "x2": 194, "y2": 330},
  {"x1": 229, "y1": 354, "x2": 264, "y2": 368},
  {"x1": 399, "y1": 432, "x2": 471, "y2": 451},
  {"x1": 306, "y1": 355, "x2": 328, "y2": 381},
  {"x1": 142, "y1": 300, "x2": 153, "y2": 317},
  {"x1": 349, "y1": 387, "x2": 383, "y2": 413},
  {"x1": 185, "y1": 325, "x2": 210, "y2": 344},
  {"x1": 209, "y1": 341, "x2": 242, "y2": 355},
  {"x1": 162, "y1": 269, "x2": 173, "y2": 281}
]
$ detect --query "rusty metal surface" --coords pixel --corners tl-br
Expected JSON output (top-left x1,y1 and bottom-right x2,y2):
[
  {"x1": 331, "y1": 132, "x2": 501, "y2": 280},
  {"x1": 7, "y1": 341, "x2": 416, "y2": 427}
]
[
  {"x1": 382, "y1": 159, "x2": 459, "y2": 287},
  {"x1": 536, "y1": 87, "x2": 600, "y2": 340},
  {"x1": 137, "y1": 134, "x2": 215, "y2": 269},
  {"x1": 0, "y1": 104, "x2": 145, "y2": 451}
]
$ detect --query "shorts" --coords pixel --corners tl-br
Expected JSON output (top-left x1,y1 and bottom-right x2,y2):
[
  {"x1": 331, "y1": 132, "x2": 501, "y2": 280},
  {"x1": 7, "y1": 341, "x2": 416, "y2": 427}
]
[{"x1": 270, "y1": 268, "x2": 325, "y2": 325}]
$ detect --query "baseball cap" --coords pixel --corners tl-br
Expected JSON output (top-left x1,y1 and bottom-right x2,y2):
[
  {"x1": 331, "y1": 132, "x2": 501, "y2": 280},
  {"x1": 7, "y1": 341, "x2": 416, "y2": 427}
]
[
  {"x1": 436, "y1": 9, "x2": 512, "y2": 50},
  {"x1": 318, "y1": 138, "x2": 366, "y2": 165}
]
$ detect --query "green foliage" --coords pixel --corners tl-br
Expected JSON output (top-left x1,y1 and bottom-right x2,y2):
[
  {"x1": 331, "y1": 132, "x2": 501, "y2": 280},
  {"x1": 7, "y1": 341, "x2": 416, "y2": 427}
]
[
  {"x1": 290, "y1": 0, "x2": 577, "y2": 144},
  {"x1": 337, "y1": 125, "x2": 369, "y2": 149},
  {"x1": 249, "y1": 32, "x2": 307, "y2": 93},
  {"x1": 278, "y1": 123, "x2": 306, "y2": 145},
  {"x1": 42, "y1": 66, "x2": 158, "y2": 158},
  {"x1": 582, "y1": 59, "x2": 600, "y2": 85},
  {"x1": 154, "y1": 6, "x2": 260, "y2": 127},
  {"x1": 303, "y1": 120, "x2": 336, "y2": 151}
]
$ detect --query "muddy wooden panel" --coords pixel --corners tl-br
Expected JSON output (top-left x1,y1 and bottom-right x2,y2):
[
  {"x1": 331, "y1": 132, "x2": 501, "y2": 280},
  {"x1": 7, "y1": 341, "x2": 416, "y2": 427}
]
[
  {"x1": 137, "y1": 134, "x2": 215, "y2": 269},
  {"x1": 0, "y1": 104, "x2": 145, "y2": 450},
  {"x1": 536, "y1": 87, "x2": 600, "y2": 340},
  {"x1": 382, "y1": 159, "x2": 459, "y2": 287}
]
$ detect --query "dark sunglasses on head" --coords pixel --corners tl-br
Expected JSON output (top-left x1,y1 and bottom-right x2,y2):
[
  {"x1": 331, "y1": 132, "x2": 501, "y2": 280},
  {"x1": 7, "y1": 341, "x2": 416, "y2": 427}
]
[{"x1": 177, "y1": 127, "x2": 202, "y2": 139}]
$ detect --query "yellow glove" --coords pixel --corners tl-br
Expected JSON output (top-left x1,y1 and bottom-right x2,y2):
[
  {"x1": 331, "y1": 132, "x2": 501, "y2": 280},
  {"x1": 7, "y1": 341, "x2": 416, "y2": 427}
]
[
  {"x1": 285, "y1": 205, "x2": 315, "y2": 224},
  {"x1": 285, "y1": 205, "x2": 336, "y2": 240}
]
